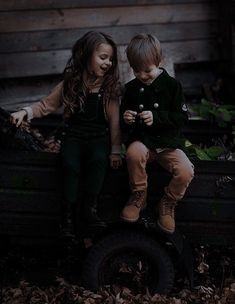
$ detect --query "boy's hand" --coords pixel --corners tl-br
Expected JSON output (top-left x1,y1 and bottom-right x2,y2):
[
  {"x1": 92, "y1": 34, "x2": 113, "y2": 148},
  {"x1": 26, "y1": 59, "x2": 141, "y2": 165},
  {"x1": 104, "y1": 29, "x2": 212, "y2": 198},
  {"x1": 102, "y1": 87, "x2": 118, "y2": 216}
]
[
  {"x1": 11, "y1": 110, "x2": 27, "y2": 127},
  {"x1": 123, "y1": 110, "x2": 137, "y2": 125},
  {"x1": 139, "y1": 111, "x2": 153, "y2": 126}
]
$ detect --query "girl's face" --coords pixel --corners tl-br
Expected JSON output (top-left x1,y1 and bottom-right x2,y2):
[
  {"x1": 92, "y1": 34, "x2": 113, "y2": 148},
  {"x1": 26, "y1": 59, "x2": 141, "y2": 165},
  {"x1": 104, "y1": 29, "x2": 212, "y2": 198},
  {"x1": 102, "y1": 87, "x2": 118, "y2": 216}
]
[
  {"x1": 89, "y1": 43, "x2": 113, "y2": 78},
  {"x1": 133, "y1": 64, "x2": 160, "y2": 85}
]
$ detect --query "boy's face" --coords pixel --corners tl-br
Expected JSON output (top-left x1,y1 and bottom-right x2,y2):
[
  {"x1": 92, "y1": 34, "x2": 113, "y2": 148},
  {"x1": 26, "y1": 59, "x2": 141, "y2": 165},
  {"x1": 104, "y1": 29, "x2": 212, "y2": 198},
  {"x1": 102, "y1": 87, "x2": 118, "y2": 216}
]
[
  {"x1": 133, "y1": 64, "x2": 159, "y2": 85},
  {"x1": 89, "y1": 43, "x2": 113, "y2": 77}
]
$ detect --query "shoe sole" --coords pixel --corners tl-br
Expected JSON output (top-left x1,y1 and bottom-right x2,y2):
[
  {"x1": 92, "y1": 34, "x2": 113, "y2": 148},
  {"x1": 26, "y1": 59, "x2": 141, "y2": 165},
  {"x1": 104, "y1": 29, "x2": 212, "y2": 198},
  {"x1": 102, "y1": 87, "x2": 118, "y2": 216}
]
[
  {"x1": 157, "y1": 220, "x2": 175, "y2": 234},
  {"x1": 120, "y1": 215, "x2": 139, "y2": 222},
  {"x1": 120, "y1": 200, "x2": 147, "y2": 223}
]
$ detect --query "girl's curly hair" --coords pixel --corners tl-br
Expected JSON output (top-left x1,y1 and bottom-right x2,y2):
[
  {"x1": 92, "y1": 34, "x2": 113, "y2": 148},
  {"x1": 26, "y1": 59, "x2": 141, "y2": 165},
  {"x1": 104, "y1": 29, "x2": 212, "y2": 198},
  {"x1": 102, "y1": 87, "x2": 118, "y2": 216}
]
[{"x1": 63, "y1": 31, "x2": 120, "y2": 114}]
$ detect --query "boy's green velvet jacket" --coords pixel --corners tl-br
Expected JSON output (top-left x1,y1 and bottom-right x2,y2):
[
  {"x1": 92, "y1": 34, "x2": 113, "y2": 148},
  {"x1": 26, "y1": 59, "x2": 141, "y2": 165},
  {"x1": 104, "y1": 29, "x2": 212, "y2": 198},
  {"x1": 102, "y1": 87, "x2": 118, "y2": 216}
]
[{"x1": 120, "y1": 68, "x2": 188, "y2": 150}]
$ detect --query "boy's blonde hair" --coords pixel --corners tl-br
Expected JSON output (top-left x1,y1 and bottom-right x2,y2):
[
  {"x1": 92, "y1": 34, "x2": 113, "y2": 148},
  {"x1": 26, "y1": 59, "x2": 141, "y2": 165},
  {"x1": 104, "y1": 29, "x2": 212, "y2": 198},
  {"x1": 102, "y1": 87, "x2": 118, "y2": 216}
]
[{"x1": 126, "y1": 33, "x2": 162, "y2": 72}]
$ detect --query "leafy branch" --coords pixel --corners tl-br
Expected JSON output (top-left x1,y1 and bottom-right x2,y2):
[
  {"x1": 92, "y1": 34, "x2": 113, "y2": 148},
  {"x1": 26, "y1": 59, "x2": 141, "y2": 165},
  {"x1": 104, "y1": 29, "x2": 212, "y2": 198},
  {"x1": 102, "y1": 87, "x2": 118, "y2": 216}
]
[
  {"x1": 193, "y1": 98, "x2": 235, "y2": 128},
  {"x1": 186, "y1": 99, "x2": 235, "y2": 160}
]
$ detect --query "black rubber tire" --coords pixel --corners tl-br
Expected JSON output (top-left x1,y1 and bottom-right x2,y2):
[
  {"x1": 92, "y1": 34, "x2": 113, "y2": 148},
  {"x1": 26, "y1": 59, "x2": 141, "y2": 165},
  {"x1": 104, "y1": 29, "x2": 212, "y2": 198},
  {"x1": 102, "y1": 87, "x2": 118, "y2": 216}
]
[{"x1": 82, "y1": 231, "x2": 175, "y2": 294}]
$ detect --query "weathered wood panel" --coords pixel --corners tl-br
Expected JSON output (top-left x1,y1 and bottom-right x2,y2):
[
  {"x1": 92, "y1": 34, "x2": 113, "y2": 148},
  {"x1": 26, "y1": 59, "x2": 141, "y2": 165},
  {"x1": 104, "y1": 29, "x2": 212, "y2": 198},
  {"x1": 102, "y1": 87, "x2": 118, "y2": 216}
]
[
  {"x1": 2, "y1": 0, "x2": 233, "y2": 109},
  {"x1": 0, "y1": 3, "x2": 216, "y2": 33},
  {"x1": 0, "y1": 40, "x2": 218, "y2": 79},
  {"x1": 0, "y1": 22, "x2": 217, "y2": 53},
  {"x1": 0, "y1": 190, "x2": 60, "y2": 213},
  {"x1": 0, "y1": 214, "x2": 60, "y2": 237},
  {"x1": 0, "y1": 0, "x2": 215, "y2": 11},
  {"x1": 0, "y1": 164, "x2": 59, "y2": 190},
  {"x1": 175, "y1": 62, "x2": 218, "y2": 96},
  {"x1": 0, "y1": 76, "x2": 61, "y2": 111},
  {"x1": 177, "y1": 198, "x2": 235, "y2": 221},
  {"x1": 0, "y1": 1, "x2": 221, "y2": 106},
  {"x1": 177, "y1": 222, "x2": 235, "y2": 245}
]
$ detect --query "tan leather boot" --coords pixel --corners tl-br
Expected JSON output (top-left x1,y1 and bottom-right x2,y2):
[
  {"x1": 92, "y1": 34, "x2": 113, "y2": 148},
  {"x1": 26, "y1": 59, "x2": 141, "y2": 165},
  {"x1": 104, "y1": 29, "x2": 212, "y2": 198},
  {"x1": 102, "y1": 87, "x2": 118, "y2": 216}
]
[
  {"x1": 157, "y1": 196, "x2": 177, "y2": 234},
  {"x1": 120, "y1": 190, "x2": 147, "y2": 222}
]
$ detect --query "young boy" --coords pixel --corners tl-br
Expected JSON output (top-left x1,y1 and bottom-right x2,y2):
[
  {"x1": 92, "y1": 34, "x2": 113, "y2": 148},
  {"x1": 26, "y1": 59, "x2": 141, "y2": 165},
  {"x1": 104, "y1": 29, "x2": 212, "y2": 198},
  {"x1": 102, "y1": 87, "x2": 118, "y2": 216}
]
[{"x1": 120, "y1": 33, "x2": 194, "y2": 234}]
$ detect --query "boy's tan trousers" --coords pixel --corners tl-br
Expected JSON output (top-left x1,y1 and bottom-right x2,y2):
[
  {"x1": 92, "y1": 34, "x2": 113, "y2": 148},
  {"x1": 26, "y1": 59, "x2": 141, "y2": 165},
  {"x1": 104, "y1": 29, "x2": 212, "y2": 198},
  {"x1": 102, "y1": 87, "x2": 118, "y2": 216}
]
[{"x1": 126, "y1": 141, "x2": 194, "y2": 201}]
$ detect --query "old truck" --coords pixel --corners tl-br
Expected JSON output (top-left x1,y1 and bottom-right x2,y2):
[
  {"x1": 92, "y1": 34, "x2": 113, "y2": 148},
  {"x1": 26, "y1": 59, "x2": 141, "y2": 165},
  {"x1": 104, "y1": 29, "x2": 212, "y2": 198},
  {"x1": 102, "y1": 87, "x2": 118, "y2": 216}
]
[{"x1": 0, "y1": 107, "x2": 235, "y2": 294}]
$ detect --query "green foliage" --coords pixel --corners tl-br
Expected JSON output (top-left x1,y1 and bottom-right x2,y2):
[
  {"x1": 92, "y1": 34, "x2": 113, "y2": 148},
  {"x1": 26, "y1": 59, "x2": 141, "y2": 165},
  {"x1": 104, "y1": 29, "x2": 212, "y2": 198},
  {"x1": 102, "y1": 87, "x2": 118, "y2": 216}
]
[
  {"x1": 193, "y1": 99, "x2": 235, "y2": 128},
  {"x1": 185, "y1": 140, "x2": 225, "y2": 161},
  {"x1": 188, "y1": 99, "x2": 235, "y2": 160}
]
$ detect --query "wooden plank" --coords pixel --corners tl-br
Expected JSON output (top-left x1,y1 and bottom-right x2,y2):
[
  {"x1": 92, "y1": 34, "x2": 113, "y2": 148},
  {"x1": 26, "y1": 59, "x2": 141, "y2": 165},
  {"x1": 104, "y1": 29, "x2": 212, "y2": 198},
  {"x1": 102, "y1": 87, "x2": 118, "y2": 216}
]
[
  {"x1": 178, "y1": 222, "x2": 235, "y2": 245},
  {"x1": 0, "y1": 21, "x2": 217, "y2": 53},
  {"x1": 0, "y1": 150, "x2": 58, "y2": 166},
  {"x1": 0, "y1": 40, "x2": 219, "y2": 79},
  {"x1": 0, "y1": 76, "x2": 61, "y2": 110},
  {"x1": 217, "y1": 0, "x2": 233, "y2": 62},
  {"x1": 118, "y1": 37, "x2": 220, "y2": 83},
  {"x1": 0, "y1": 0, "x2": 216, "y2": 11},
  {"x1": 0, "y1": 49, "x2": 69, "y2": 78},
  {"x1": 0, "y1": 148, "x2": 234, "y2": 244},
  {"x1": 191, "y1": 160, "x2": 235, "y2": 175},
  {"x1": 176, "y1": 198, "x2": 235, "y2": 221},
  {"x1": 174, "y1": 174, "x2": 234, "y2": 198},
  {"x1": 175, "y1": 62, "x2": 217, "y2": 96},
  {"x1": 0, "y1": 190, "x2": 60, "y2": 213},
  {"x1": 0, "y1": 165, "x2": 60, "y2": 190},
  {"x1": 0, "y1": 3, "x2": 217, "y2": 33},
  {"x1": 0, "y1": 214, "x2": 60, "y2": 236},
  {"x1": 0, "y1": 56, "x2": 220, "y2": 110}
]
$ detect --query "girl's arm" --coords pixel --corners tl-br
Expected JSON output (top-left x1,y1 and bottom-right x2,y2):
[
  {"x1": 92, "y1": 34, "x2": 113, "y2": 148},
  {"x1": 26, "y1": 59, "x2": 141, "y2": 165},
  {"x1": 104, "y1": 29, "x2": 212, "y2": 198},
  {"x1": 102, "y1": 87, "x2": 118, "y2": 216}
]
[
  {"x1": 107, "y1": 97, "x2": 122, "y2": 169},
  {"x1": 24, "y1": 82, "x2": 64, "y2": 120},
  {"x1": 108, "y1": 97, "x2": 122, "y2": 154}
]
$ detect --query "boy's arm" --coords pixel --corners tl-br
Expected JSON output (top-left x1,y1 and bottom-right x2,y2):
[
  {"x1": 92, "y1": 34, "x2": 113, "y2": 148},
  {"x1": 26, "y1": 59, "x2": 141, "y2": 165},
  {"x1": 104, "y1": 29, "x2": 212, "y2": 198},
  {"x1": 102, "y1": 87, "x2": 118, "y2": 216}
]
[{"x1": 151, "y1": 82, "x2": 188, "y2": 129}]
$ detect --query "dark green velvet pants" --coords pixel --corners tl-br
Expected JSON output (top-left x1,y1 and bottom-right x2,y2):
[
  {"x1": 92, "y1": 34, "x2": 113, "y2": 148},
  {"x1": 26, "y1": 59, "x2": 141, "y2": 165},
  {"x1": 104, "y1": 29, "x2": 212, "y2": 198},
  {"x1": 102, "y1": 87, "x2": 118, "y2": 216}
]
[{"x1": 61, "y1": 135, "x2": 110, "y2": 205}]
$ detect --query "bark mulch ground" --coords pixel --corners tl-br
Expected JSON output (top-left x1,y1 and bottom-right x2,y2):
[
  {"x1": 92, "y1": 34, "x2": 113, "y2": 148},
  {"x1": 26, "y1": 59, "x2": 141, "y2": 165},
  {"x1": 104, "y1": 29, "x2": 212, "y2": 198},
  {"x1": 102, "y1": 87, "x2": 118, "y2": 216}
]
[{"x1": 0, "y1": 244, "x2": 235, "y2": 304}]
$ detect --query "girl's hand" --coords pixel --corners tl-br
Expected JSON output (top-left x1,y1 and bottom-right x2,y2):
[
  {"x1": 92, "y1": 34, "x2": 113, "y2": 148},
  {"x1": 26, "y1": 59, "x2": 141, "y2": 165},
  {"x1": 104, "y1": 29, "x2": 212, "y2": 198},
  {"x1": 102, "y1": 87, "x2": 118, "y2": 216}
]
[
  {"x1": 110, "y1": 153, "x2": 122, "y2": 169},
  {"x1": 11, "y1": 110, "x2": 27, "y2": 127},
  {"x1": 139, "y1": 110, "x2": 153, "y2": 126},
  {"x1": 123, "y1": 110, "x2": 137, "y2": 125},
  {"x1": 44, "y1": 137, "x2": 61, "y2": 153}
]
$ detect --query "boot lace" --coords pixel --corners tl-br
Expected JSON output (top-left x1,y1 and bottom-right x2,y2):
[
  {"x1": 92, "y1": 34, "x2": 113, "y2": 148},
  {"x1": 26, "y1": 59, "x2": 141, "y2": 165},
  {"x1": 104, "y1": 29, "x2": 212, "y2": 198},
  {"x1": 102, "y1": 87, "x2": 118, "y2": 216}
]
[
  {"x1": 160, "y1": 199, "x2": 176, "y2": 218},
  {"x1": 128, "y1": 191, "x2": 146, "y2": 208}
]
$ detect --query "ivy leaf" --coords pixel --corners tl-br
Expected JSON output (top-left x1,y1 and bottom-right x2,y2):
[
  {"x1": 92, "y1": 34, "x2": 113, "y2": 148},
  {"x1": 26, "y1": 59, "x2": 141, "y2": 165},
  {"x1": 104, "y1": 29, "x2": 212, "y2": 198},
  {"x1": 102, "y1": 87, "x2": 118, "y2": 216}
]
[
  {"x1": 186, "y1": 144, "x2": 212, "y2": 160},
  {"x1": 204, "y1": 146, "x2": 224, "y2": 159},
  {"x1": 217, "y1": 108, "x2": 232, "y2": 122}
]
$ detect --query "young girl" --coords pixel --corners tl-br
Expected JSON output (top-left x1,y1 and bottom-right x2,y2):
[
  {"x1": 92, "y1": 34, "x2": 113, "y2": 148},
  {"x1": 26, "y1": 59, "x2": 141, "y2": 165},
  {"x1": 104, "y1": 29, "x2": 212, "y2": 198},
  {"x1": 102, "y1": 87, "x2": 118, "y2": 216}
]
[
  {"x1": 11, "y1": 31, "x2": 122, "y2": 237},
  {"x1": 120, "y1": 33, "x2": 194, "y2": 234}
]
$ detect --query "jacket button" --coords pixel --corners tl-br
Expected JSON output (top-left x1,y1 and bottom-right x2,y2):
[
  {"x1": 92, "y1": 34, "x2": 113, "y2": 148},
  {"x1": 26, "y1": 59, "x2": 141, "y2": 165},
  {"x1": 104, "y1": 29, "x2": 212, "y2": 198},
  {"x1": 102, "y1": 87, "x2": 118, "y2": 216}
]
[
  {"x1": 140, "y1": 87, "x2": 144, "y2": 93},
  {"x1": 154, "y1": 103, "x2": 159, "y2": 108}
]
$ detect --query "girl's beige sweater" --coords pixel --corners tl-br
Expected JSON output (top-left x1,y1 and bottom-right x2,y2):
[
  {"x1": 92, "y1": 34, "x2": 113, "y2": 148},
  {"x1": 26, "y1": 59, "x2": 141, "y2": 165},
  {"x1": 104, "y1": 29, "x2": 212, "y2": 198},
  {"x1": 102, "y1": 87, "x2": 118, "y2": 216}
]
[{"x1": 24, "y1": 82, "x2": 122, "y2": 154}]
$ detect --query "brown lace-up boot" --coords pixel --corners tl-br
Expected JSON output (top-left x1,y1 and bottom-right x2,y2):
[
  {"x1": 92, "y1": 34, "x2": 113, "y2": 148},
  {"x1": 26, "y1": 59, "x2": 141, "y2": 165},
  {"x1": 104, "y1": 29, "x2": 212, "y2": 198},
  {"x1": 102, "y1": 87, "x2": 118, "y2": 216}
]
[
  {"x1": 157, "y1": 196, "x2": 177, "y2": 234},
  {"x1": 120, "y1": 190, "x2": 147, "y2": 222}
]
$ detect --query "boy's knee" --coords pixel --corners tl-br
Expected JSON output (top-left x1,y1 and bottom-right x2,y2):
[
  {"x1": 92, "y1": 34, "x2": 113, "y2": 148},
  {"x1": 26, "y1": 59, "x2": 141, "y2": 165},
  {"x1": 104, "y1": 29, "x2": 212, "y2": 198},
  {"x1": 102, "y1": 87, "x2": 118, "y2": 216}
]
[
  {"x1": 126, "y1": 148, "x2": 145, "y2": 163},
  {"x1": 126, "y1": 143, "x2": 147, "y2": 163},
  {"x1": 175, "y1": 164, "x2": 194, "y2": 184}
]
